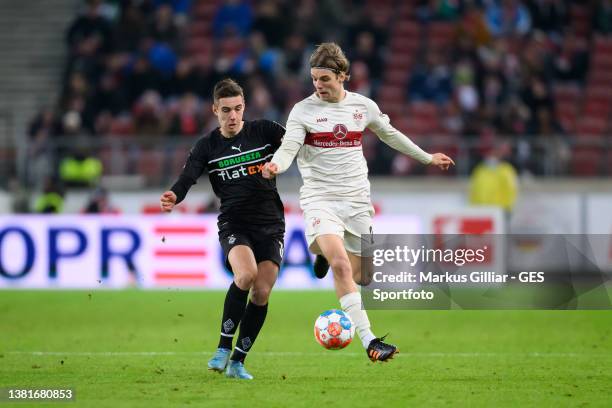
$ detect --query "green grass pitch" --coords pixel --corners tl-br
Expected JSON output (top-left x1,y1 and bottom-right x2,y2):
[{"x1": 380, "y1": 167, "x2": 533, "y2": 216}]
[{"x1": 1, "y1": 290, "x2": 611, "y2": 407}]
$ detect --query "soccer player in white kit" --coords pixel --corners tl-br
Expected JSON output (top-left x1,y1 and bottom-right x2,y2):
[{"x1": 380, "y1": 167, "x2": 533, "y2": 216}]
[{"x1": 262, "y1": 43, "x2": 454, "y2": 362}]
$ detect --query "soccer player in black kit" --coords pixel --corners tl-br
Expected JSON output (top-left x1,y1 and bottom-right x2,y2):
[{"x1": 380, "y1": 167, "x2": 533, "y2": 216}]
[{"x1": 160, "y1": 79, "x2": 285, "y2": 380}]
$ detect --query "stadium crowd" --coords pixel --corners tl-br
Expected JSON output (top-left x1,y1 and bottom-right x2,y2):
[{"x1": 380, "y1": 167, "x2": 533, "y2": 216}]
[{"x1": 27, "y1": 0, "x2": 612, "y2": 186}]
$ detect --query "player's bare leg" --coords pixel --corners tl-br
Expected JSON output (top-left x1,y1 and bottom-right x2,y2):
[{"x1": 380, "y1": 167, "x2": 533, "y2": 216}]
[
  {"x1": 209, "y1": 245, "x2": 257, "y2": 373},
  {"x1": 315, "y1": 235, "x2": 396, "y2": 362},
  {"x1": 315, "y1": 234, "x2": 357, "y2": 298},
  {"x1": 348, "y1": 252, "x2": 398, "y2": 362}
]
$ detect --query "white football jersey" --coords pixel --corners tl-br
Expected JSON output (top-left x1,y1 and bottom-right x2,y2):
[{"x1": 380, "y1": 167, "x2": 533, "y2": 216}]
[{"x1": 272, "y1": 91, "x2": 432, "y2": 206}]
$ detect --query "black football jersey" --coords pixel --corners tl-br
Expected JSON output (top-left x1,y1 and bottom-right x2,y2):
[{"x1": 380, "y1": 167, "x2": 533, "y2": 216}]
[{"x1": 170, "y1": 120, "x2": 285, "y2": 231}]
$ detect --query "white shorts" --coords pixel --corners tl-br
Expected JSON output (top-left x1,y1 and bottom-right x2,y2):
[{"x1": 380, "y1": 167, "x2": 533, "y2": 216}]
[{"x1": 303, "y1": 201, "x2": 374, "y2": 256}]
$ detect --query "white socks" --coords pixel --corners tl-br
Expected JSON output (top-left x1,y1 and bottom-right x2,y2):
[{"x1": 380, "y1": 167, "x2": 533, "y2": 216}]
[{"x1": 339, "y1": 291, "x2": 376, "y2": 348}]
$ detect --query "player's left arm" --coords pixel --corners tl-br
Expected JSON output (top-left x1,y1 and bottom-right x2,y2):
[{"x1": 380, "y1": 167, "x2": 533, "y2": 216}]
[
  {"x1": 263, "y1": 105, "x2": 305, "y2": 178},
  {"x1": 365, "y1": 99, "x2": 454, "y2": 170}
]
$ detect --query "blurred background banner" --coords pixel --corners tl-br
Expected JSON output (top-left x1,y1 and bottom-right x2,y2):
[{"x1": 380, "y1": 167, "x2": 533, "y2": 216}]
[{"x1": 0, "y1": 211, "x2": 503, "y2": 289}]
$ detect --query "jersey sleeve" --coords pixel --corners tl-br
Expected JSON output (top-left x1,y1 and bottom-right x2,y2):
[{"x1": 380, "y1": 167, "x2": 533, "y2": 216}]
[
  {"x1": 270, "y1": 104, "x2": 306, "y2": 173},
  {"x1": 170, "y1": 136, "x2": 209, "y2": 204},
  {"x1": 261, "y1": 119, "x2": 286, "y2": 149},
  {"x1": 364, "y1": 97, "x2": 433, "y2": 165}
]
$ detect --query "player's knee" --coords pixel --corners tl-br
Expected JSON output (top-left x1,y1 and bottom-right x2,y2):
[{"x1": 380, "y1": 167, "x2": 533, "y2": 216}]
[
  {"x1": 234, "y1": 269, "x2": 257, "y2": 289},
  {"x1": 250, "y1": 285, "x2": 271, "y2": 305},
  {"x1": 329, "y1": 257, "x2": 352, "y2": 281}
]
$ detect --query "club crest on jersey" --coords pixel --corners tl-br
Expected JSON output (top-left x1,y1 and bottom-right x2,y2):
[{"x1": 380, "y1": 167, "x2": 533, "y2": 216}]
[
  {"x1": 353, "y1": 110, "x2": 363, "y2": 124},
  {"x1": 332, "y1": 124, "x2": 348, "y2": 140}
]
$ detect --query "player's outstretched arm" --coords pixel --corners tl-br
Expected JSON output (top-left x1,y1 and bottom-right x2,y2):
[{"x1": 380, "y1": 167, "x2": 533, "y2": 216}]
[
  {"x1": 160, "y1": 191, "x2": 177, "y2": 212},
  {"x1": 429, "y1": 153, "x2": 455, "y2": 171}
]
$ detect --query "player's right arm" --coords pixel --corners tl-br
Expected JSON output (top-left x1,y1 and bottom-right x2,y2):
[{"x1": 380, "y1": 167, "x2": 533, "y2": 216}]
[
  {"x1": 263, "y1": 105, "x2": 306, "y2": 179},
  {"x1": 160, "y1": 137, "x2": 208, "y2": 212}
]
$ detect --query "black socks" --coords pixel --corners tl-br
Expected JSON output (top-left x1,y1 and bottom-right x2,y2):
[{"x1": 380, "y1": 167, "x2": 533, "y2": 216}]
[
  {"x1": 217, "y1": 282, "x2": 249, "y2": 350},
  {"x1": 230, "y1": 301, "x2": 268, "y2": 362}
]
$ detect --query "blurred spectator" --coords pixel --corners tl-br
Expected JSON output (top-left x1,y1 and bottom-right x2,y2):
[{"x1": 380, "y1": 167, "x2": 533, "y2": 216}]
[
  {"x1": 113, "y1": 1, "x2": 148, "y2": 52},
  {"x1": 252, "y1": 0, "x2": 290, "y2": 48},
  {"x1": 170, "y1": 57, "x2": 211, "y2": 97},
  {"x1": 350, "y1": 31, "x2": 384, "y2": 83},
  {"x1": 8, "y1": 177, "x2": 30, "y2": 213},
  {"x1": 133, "y1": 90, "x2": 168, "y2": 135},
  {"x1": 28, "y1": 108, "x2": 59, "y2": 184},
  {"x1": 520, "y1": 75, "x2": 553, "y2": 115},
  {"x1": 528, "y1": 106, "x2": 559, "y2": 135},
  {"x1": 408, "y1": 51, "x2": 453, "y2": 105},
  {"x1": 127, "y1": 53, "x2": 162, "y2": 104},
  {"x1": 551, "y1": 32, "x2": 589, "y2": 82},
  {"x1": 148, "y1": 41, "x2": 178, "y2": 78},
  {"x1": 416, "y1": 0, "x2": 461, "y2": 22},
  {"x1": 59, "y1": 149, "x2": 103, "y2": 188},
  {"x1": 233, "y1": 31, "x2": 281, "y2": 78},
  {"x1": 593, "y1": 0, "x2": 612, "y2": 34},
  {"x1": 293, "y1": 0, "x2": 325, "y2": 44},
  {"x1": 280, "y1": 32, "x2": 309, "y2": 77},
  {"x1": 453, "y1": 58, "x2": 479, "y2": 113},
  {"x1": 485, "y1": 0, "x2": 532, "y2": 37},
  {"x1": 35, "y1": 178, "x2": 65, "y2": 213},
  {"x1": 94, "y1": 110, "x2": 114, "y2": 136},
  {"x1": 66, "y1": 0, "x2": 113, "y2": 57},
  {"x1": 213, "y1": 0, "x2": 253, "y2": 38},
  {"x1": 526, "y1": 0, "x2": 567, "y2": 37},
  {"x1": 469, "y1": 139, "x2": 518, "y2": 215},
  {"x1": 149, "y1": 4, "x2": 180, "y2": 49},
  {"x1": 456, "y1": 4, "x2": 492, "y2": 48},
  {"x1": 167, "y1": 92, "x2": 202, "y2": 135},
  {"x1": 29, "y1": 108, "x2": 59, "y2": 141},
  {"x1": 92, "y1": 72, "x2": 127, "y2": 115},
  {"x1": 348, "y1": 61, "x2": 372, "y2": 98},
  {"x1": 245, "y1": 81, "x2": 281, "y2": 122},
  {"x1": 83, "y1": 187, "x2": 120, "y2": 213}
]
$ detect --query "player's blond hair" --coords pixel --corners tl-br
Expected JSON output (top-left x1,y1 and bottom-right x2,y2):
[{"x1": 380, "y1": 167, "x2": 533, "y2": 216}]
[{"x1": 309, "y1": 42, "x2": 351, "y2": 81}]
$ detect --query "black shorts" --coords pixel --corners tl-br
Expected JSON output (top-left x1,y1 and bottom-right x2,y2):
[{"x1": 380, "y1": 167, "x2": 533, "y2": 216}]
[{"x1": 219, "y1": 226, "x2": 284, "y2": 273}]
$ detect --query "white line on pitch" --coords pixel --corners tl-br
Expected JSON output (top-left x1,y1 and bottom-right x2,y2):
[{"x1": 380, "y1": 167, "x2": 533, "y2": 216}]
[{"x1": 5, "y1": 351, "x2": 611, "y2": 358}]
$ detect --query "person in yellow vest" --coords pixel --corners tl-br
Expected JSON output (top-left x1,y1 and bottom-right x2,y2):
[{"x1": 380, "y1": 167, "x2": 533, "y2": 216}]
[
  {"x1": 469, "y1": 140, "x2": 518, "y2": 215},
  {"x1": 35, "y1": 178, "x2": 65, "y2": 213},
  {"x1": 59, "y1": 151, "x2": 103, "y2": 188}
]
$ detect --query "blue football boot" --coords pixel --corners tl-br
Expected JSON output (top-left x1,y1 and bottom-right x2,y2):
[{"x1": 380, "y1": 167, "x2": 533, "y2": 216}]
[
  {"x1": 225, "y1": 360, "x2": 253, "y2": 380},
  {"x1": 207, "y1": 348, "x2": 231, "y2": 372}
]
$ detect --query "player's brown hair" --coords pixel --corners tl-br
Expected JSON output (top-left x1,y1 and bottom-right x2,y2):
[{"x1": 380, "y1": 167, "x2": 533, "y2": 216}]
[
  {"x1": 309, "y1": 42, "x2": 351, "y2": 81},
  {"x1": 213, "y1": 78, "x2": 244, "y2": 103}
]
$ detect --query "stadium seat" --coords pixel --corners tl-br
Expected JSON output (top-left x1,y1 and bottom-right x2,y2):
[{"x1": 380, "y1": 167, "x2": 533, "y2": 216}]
[
  {"x1": 576, "y1": 117, "x2": 608, "y2": 136},
  {"x1": 570, "y1": 148, "x2": 603, "y2": 176}
]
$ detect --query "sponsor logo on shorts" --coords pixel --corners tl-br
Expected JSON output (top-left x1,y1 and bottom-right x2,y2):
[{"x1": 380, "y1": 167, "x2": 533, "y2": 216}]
[
  {"x1": 228, "y1": 234, "x2": 236, "y2": 245},
  {"x1": 312, "y1": 217, "x2": 321, "y2": 229}
]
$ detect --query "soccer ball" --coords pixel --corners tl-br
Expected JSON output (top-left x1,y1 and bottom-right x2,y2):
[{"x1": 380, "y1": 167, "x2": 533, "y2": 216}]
[{"x1": 313, "y1": 309, "x2": 355, "y2": 350}]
